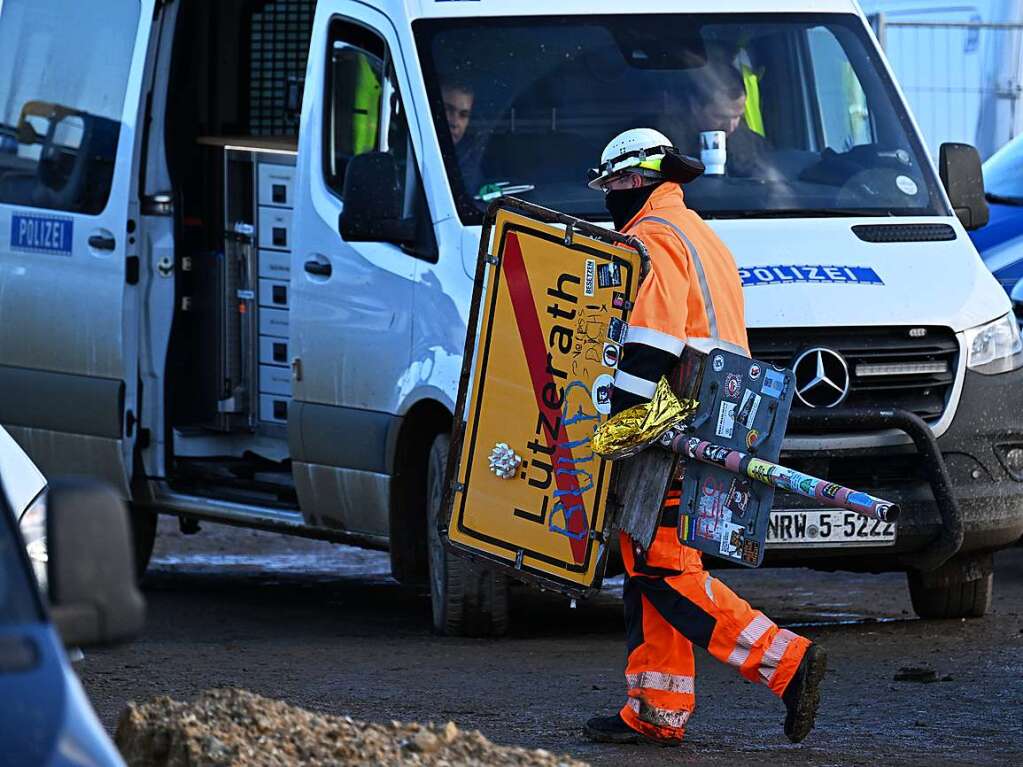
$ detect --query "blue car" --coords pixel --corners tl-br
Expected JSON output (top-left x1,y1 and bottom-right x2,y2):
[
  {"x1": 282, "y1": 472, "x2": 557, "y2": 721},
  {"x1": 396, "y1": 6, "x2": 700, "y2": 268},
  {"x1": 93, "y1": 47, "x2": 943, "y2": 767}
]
[
  {"x1": 1, "y1": 477, "x2": 144, "y2": 766},
  {"x1": 971, "y1": 134, "x2": 1023, "y2": 295}
]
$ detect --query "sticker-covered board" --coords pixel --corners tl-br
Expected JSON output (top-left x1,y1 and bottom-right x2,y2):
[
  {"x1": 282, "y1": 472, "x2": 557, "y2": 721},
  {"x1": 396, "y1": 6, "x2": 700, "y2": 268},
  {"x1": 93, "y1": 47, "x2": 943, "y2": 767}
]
[
  {"x1": 674, "y1": 348, "x2": 796, "y2": 567},
  {"x1": 444, "y1": 201, "x2": 644, "y2": 597}
]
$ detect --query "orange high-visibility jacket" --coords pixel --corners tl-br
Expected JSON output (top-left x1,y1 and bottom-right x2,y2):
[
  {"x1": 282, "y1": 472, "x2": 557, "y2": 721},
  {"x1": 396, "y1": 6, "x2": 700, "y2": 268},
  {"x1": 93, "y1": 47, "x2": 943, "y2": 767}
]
[{"x1": 613, "y1": 182, "x2": 748, "y2": 411}]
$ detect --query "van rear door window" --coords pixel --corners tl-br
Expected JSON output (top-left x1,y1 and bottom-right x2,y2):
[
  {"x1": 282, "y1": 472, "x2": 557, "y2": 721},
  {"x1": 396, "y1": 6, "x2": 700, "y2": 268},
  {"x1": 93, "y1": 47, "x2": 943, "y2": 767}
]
[{"x1": 0, "y1": 0, "x2": 140, "y2": 215}]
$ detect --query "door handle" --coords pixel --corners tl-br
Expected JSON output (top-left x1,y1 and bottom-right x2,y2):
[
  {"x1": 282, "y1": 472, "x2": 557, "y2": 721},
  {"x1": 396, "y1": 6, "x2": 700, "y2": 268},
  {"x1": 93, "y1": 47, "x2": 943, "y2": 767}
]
[
  {"x1": 88, "y1": 234, "x2": 116, "y2": 251},
  {"x1": 304, "y1": 259, "x2": 331, "y2": 277}
]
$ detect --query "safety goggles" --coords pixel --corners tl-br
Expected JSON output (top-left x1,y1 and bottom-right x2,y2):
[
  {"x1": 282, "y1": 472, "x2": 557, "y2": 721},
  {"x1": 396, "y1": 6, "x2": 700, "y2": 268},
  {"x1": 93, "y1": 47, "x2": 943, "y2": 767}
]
[
  {"x1": 587, "y1": 147, "x2": 672, "y2": 190},
  {"x1": 597, "y1": 173, "x2": 651, "y2": 193}
]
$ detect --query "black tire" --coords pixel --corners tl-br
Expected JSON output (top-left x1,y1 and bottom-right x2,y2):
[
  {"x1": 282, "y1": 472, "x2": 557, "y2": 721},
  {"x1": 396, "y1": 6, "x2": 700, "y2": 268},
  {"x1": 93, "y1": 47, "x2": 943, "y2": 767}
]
[
  {"x1": 129, "y1": 504, "x2": 158, "y2": 581},
  {"x1": 426, "y1": 434, "x2": 510, "y2": 637},
  {"x1": 907, "y1": 571, "x2": 992, "y2": 619}
]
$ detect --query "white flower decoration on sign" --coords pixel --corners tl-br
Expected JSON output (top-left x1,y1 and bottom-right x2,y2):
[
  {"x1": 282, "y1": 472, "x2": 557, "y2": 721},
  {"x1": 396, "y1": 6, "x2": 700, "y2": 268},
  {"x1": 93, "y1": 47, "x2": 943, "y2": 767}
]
[{"x1": 488, "y1": 443, "x2": 522, "y2": 480}]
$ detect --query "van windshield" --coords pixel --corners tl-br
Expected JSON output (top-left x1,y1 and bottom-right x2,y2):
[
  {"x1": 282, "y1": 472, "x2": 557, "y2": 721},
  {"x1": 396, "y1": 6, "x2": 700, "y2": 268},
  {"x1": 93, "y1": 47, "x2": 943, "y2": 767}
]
[
  {"x1": 0, "y1": 0, "x2": 140, "y2": 215},
  {"x1": 413, "y1": 14, "x2": 946, "y2": 224}
]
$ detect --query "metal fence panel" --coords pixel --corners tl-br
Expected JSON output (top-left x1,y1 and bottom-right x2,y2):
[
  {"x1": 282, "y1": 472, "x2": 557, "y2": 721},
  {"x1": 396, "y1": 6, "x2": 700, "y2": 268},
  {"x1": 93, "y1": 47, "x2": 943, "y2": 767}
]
[{"x1": 870, "y1": 16, "x2": 1023, "y2": 159}]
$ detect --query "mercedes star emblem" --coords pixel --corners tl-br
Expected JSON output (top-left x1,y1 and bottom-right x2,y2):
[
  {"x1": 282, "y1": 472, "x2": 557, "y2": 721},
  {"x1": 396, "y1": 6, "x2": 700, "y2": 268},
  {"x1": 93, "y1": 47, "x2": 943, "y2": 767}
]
[{"x1": 792, "y1": 347, "x2": 850, "y2": 408}]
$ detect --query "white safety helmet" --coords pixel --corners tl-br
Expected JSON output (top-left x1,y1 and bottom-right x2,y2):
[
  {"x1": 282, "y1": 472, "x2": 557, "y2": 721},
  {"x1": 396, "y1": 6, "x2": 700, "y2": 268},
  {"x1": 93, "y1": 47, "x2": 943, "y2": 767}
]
[{"x1": 587, "y1": 128, "x2": 676, "y2": 190}]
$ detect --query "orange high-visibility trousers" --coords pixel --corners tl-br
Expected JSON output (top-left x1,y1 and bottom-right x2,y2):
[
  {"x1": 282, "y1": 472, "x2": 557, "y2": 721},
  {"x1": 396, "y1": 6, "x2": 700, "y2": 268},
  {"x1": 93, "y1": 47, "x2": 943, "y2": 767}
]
[{"x1": 619, "y1": 525, "x2": 811, "y2": 741}]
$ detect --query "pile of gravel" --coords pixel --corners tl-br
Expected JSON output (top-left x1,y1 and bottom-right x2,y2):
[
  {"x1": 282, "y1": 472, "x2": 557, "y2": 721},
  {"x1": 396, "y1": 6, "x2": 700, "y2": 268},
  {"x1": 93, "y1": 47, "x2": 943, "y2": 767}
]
[{"x1": 114, "y1": 688, "x2": 588, "y2": 767}]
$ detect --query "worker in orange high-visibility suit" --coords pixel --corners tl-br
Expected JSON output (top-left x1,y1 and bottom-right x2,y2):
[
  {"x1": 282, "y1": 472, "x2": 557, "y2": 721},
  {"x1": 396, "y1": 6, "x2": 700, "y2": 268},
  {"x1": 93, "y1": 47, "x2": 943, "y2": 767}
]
[{"x1": 583, "y1": 128, "x2": 827, "y2": 746}]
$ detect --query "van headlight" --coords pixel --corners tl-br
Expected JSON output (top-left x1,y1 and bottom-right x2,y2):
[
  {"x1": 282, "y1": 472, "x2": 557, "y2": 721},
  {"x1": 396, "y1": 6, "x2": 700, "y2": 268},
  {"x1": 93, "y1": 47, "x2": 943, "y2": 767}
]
[
  {"x1": 965, "y1": 312, "x2": 1023, "y2": 374},
  {"x1": 18, "y1": 490, "x2": 48, "y2": 592}
]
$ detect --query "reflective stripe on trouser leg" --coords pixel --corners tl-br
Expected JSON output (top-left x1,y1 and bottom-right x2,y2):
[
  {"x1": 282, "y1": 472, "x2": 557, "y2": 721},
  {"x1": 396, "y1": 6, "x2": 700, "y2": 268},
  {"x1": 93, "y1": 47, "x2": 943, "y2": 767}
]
[
  {"x1": 725, "y1": 613, "x2": 774, "y2": 669},
  {"x1": 626, "y1": 671, "x2": 695, "y2": 695},
  {"x1": 761, "y1": 629, "x2": 812, "y2": 697}
]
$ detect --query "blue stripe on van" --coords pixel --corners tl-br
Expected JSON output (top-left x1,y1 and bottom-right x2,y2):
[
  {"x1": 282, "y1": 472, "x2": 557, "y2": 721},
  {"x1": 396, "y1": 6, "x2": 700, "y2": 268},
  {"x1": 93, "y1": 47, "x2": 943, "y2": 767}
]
[
  {"x1": 739, "y1": 265, "x2": 883, "y2": 287},
  {"x1": 10, "y1": 214, "x2": 73, "y2": 255}
]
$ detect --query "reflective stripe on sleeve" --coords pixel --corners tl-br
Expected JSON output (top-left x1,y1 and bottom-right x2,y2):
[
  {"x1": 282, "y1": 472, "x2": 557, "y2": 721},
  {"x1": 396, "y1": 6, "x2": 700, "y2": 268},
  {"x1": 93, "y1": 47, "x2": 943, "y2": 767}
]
[
  {"x1": 613, "y1": 369, "x2": 657, "y2": 399},
  {"x1": 626, "y1": 671, "x2": 695, "y2": 695},
  {"x1": 627, "y1": 698, "x2": 691, "y2": 730},
  {"x1": 624, "y1": 326, "x2": 686, "y2": 356},
  {"x1": 726, "y1": 613, "x2": 775, "y2": 669}
]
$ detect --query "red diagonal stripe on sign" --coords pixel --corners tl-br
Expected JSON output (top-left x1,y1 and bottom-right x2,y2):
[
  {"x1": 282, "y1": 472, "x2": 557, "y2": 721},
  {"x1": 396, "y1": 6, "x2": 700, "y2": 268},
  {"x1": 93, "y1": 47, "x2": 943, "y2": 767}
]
[{"x1": 502, "y1": 232, "x2": 588, "y2": 565}]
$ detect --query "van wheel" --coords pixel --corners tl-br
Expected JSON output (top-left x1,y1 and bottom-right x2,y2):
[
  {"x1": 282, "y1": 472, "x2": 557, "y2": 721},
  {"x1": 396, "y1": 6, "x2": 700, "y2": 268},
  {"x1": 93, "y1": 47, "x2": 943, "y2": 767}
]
[
  {"x1": 907, "y1": 570, "x2": 993, "y2": 619},
  {"x1": 426, "y1": 434, "x2": 509, "y2": 637},
  {"x1": 129, "y1": 504, "x2": 157, "y2": 581}
]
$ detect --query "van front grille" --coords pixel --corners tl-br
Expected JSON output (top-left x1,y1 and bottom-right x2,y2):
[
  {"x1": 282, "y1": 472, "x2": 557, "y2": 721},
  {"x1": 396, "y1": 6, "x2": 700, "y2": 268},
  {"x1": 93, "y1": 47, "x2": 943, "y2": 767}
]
[{"x1": 748, "y1": 326, "x2": 959, "y2": 433}]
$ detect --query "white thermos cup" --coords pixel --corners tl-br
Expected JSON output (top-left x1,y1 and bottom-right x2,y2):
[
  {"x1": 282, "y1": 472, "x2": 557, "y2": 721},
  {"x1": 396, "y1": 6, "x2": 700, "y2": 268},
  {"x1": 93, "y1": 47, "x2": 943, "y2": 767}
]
[{"x1": 700, "y1": 130, "x2": 727, "y2": 175}]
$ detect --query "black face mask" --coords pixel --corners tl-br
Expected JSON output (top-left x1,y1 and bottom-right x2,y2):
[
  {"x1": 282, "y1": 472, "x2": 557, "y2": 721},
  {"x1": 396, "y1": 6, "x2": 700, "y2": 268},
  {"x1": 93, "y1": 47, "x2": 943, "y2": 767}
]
[{"x1": 604, "y1": 184, "x2": 658, "y2": 230}]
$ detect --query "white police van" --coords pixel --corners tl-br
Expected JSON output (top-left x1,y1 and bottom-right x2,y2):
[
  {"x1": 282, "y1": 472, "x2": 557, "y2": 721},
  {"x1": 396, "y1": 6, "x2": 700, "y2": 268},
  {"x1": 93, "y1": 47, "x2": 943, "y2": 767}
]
[{"x1": 1, "y1": 0, "x2": 1020, "y2": 636}]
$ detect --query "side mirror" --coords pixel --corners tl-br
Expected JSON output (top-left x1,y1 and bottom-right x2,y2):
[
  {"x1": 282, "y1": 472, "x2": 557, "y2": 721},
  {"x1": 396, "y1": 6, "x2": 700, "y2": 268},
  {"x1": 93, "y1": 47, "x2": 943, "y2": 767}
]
[
  {"x1": 47, "y1": 478, "x2": 145, "y2": 646},
  {"x1": 939, "y1": 142, "x2": 989, "y2": 230},
  {"x1": 338, "y1": 151, "x2": 415, "y2": 244}
]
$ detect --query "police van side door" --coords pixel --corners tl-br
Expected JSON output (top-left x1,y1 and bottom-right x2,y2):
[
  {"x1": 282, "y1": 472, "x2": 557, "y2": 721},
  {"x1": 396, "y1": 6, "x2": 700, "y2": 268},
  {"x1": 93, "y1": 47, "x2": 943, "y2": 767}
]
[
  {"x1": 0, "y1": 0, "x2": 155, "y2": 493},
  {"x1": 290, "y1": 5, "x2": 428, "y2": 534}
]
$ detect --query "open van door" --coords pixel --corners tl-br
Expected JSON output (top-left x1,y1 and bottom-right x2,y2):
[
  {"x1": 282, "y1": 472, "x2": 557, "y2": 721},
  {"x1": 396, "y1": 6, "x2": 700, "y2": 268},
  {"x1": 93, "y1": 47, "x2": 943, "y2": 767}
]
[{"x1": 0, "y1": 0, "x2": 155, "y2": 493}]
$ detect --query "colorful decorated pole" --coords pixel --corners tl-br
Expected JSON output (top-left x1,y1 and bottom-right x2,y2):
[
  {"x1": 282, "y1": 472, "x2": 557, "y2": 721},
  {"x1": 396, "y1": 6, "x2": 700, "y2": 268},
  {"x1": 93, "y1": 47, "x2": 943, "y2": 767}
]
[
  {"x1": 593, "y1": 377, "x2": 900, "y2": 524},
  {"x1": 664, "y1": 433, "x2": 900, "y2": 523}
]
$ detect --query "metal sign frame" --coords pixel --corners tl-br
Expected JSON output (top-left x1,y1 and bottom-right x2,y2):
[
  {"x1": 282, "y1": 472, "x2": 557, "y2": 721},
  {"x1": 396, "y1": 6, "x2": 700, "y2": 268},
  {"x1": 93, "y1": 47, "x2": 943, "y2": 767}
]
[{"x1": 441, "y1": 199, "x2": 647, "y2": 599}]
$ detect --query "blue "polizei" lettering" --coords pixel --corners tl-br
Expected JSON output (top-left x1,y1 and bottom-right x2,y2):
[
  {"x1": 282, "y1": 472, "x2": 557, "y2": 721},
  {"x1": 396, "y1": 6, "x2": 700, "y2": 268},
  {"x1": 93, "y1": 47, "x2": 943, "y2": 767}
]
[
  {"x1": 739, "y1": 265, "x2": 883, "y2": 287},
  {"x1": 10, "y1": 214, "x2": 74, "y2": 255}
]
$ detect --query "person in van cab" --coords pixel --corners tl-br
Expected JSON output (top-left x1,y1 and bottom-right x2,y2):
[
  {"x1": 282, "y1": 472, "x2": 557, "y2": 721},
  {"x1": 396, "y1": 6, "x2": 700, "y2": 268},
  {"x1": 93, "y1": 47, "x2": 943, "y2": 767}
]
[
  {"x1": 659, "y1": 61, "x2": 774, "y2": 178},
  {"x1": 582, "y1": 128, "x2": 826, "y2": 747},
  {"x1": 441, "y1": 79, "x2": 484, "y2": 194}
]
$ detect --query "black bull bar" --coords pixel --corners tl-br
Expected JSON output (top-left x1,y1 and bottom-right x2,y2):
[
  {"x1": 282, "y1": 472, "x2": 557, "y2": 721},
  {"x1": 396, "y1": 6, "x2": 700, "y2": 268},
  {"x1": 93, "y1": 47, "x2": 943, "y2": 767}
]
[{"x1": 788, "y1": 407, "x2": 963, "y2": 572}]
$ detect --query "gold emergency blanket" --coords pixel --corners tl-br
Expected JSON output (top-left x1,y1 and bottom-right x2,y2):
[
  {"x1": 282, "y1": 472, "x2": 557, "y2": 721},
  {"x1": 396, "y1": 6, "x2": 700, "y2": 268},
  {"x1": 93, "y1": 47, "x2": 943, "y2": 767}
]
[{"x1": 592, "y1": 377, "x2": 698, "y2": 460}]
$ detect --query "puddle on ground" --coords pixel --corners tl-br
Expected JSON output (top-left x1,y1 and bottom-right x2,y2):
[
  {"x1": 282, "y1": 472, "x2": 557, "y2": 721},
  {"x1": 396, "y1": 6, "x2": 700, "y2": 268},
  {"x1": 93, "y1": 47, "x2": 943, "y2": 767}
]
[
  {"x1": 785, "y1": 615, "x2": 911, "y2": 628},
  {"x1": 151, "y1": 549, "x2": 392, "y2": 577}
]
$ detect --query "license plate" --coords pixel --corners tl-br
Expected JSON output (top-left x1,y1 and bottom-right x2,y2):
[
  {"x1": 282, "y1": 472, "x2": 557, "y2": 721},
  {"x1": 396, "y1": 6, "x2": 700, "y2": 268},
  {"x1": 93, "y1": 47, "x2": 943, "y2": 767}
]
[{"x1": 766, "y1": 509, "x2": 897, "y2": 548}]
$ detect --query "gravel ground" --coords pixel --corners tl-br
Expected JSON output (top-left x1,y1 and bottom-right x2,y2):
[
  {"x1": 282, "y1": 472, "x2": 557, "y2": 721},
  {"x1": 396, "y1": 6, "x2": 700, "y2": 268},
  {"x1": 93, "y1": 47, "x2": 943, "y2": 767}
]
[
  {"x1": 115, "y1": 688, "x2": 586, "y2": 767},
  {"x1": 78, "y1": 517, "x2": 1023, "y2": 767}
]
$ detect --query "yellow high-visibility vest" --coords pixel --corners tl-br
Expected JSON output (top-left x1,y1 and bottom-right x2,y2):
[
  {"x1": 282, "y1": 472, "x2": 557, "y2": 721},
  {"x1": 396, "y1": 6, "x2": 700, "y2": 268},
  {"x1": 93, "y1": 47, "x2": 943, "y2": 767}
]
[
  {"x1": 352, "y1": 54, "x2": 382, "y2": 154},
  {"x1": 742, "y1": 64, "x2": 765, "y2": 137}
]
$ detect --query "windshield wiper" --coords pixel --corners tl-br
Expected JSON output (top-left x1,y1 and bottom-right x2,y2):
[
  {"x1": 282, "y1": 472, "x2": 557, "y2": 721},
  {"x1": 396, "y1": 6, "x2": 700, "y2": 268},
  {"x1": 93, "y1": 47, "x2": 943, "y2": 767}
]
[
  {"x1": 710, "y1": 208, "x2": 896, "y2": 219},
  {"x1": 985, "y1": 192, "x2": 1023, "y2": 207}
]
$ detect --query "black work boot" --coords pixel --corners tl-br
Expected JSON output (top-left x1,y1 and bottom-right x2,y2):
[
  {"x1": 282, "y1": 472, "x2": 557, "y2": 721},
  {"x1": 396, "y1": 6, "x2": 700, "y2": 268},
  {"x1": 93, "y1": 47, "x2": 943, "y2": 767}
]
[
  {"x1": 583, "y1": 714, "x2": 680, "y2": 746},
  {"x1": 782, "y1": 642, "x2": 828, "y2": 743},
  {"x1": 583, "y1": 714, "x2": 643, "y2": 744}
]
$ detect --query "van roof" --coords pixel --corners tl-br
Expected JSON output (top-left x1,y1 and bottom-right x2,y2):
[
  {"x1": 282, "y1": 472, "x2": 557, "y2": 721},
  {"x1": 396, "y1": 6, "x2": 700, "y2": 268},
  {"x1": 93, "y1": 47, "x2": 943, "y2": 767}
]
[{"x1": 399, "y1": 0, "x2": 865, "y2": 21}]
